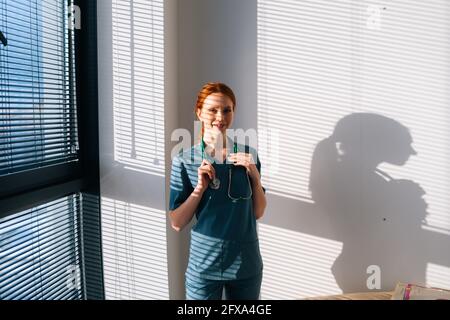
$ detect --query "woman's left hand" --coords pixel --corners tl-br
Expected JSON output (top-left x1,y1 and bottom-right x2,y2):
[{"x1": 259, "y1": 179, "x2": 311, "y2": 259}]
[{"x1": 227, "y1": 152, "x2": 260, "y2": 181}]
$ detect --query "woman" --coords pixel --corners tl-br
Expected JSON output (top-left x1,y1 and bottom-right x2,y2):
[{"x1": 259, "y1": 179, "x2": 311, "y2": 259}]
[{"x1": 168, "y1": 82, "x2": 267, "y2": 300}]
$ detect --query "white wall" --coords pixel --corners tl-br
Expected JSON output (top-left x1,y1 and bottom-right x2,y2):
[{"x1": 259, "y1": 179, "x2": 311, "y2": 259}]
[
  {"x1": 97, "y1": 0, "x2": 169, "y2": 299},
  {"x1": 178, "y1": 0, "x2": 257, "y2": 131},
  {"x1": 178, "y1": 0, "x2": 450, "y2": 299},
  {"x1": 164, "y1": 0, "x2": 184, "y2": 300},
  {"x1": 175, "y1": 0, "x2": 258, "y2": 298},
  {"x1": 256, "y1": 0, "x2": 450, "y2": 297},
  {"x1": 97, "y1": 0, "x2": 450, "y2": 299}
]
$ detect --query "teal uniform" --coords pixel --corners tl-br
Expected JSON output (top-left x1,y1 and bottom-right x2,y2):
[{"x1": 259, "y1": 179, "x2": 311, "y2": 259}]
[{"x1": 169, "y1": 141, "x2": 265, "y2": 299}]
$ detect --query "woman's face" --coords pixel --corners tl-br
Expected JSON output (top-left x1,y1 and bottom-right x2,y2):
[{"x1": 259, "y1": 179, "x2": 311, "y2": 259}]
[{"x1": 197, "y1": 92, "x2": 234, "y2": 134}]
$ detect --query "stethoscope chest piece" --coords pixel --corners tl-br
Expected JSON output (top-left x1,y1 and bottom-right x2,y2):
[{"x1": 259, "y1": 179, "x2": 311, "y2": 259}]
[
  {"x1": 209, "y1": 177, "x2": 221, "y2": 190},
  {"x1": 201, "y1": 137, "x2": 252, "y2": 198}
]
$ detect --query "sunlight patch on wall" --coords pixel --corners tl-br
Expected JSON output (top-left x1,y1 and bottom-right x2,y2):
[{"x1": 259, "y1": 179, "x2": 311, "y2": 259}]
[
  {"x1": 426, "y1": 263, "x2": 450, "y2": 290},
  {"x1": 257, "y1": 0, "x2": 450, "y2": 293},
  {"x1": 112, "y1": 0, "x2": 164, "y2": 176},
  {"x1": 259, "y1": 223, "x2": 342, "y2": 299},
  {"x1": 350, "y1": 0, "x2": 450, "y2": 234},
  {"x1": 101, "y1": 197, "x2": 169, "y2": 300},
  {"x1": 257, "y1": 0, "x2": 450, "y2": 234},
  {"x1": 257, "y1": 0, "x2": 354, "y2": 201}
]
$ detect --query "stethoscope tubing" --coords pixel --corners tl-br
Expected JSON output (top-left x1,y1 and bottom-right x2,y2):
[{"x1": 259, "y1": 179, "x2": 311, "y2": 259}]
[{"x1": 201, "y1": 137, "x2": 253, "y2": 201}]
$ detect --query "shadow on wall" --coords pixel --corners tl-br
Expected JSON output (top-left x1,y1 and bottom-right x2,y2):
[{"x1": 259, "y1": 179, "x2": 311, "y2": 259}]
[
  {"x1": 309, "y1": 113, "x2": 422, "y2": 292},
  {"x1": 267, "y1": 113, "x2": 450, "y2": 294}
]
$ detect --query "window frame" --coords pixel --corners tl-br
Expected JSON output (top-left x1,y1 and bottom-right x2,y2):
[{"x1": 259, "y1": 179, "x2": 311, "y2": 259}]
[
  {"x1": 0, "y1": 0, "x2": 103, "y2": 299},
  {"x1": 0, "y1": 0, "x2": 99, "y2": 220}
]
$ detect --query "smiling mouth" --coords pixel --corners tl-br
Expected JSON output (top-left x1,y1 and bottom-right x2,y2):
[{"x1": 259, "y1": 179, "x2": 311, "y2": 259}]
[{"x1": 214, "y1": 124, "x2": 226, "y2": 129}]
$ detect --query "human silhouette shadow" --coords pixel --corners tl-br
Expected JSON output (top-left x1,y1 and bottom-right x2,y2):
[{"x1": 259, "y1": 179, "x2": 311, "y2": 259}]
[{"x1": 308, "y1": 113, "x2": 435, "y2": 293}]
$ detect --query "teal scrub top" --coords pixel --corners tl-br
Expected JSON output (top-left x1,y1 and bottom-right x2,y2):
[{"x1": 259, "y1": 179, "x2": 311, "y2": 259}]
[{"x1": 169, "y1": 142, "x2": 265, "y2": 280}]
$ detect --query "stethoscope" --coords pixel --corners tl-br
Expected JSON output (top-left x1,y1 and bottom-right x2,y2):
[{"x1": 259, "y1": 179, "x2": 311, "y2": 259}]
[{"x1": 201, "y1": 137, "x2": 253, "y2": 202}]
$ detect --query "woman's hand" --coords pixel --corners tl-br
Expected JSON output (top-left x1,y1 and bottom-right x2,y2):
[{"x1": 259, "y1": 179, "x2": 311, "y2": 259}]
[
  {"x1": 228, "y1": 152, "x2": 266, "y2": 219},
  {"x1": 227, "y1": 152, "x2": 260, "y2": 181},
  {"x1": 196, "y1": 159, "x2": 216, "y2": 192}
]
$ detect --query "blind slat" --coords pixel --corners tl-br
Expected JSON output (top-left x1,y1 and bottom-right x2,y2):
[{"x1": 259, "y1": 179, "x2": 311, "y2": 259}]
[
  {"x1": 0, "y1": 158, "x2": 78, "y2": 177},
  {"x1": 0, "y1": 203, "x2": 79, "y2": 260},
  {"x1": 0, "y1": 151, "x2": 78, "y2": 172},
  {"x1": 3, "y1": 256, "x2": 81, "y2": 300},
  {"x1": 1, "y1": 238, "x2": 81, "y2": 287},
  {"x1": 0, "y1": 136, "x2": 77, "y2": 145},
  {"x1": 0, "y1": 139, "x2": 77, "y2": 153}
]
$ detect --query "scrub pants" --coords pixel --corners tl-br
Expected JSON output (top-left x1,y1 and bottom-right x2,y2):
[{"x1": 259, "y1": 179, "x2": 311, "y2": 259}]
[{"x1": 185, "y1": 273, "x2": 263, "y2": 300}]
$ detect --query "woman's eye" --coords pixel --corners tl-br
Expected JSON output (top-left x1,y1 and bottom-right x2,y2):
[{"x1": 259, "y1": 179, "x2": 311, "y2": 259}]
[{"x1": 207, "y1": 108, "x2": 231, "y2": 114}]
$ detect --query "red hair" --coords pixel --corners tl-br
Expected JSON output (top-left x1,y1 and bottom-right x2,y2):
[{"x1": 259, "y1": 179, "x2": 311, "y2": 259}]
[{"x1": 194, "y1": 82, "x2": 236, "y2": 139}]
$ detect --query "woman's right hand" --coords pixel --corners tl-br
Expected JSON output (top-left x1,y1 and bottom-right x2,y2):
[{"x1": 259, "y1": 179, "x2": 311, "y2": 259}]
[{"x1": 196, "y1": 159, "x2": 215, "y2": 193}]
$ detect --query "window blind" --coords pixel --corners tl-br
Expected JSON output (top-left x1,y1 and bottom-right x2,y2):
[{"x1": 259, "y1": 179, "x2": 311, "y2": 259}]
[
  {"x1": 0, "y1": 0, "x2": 78, "y2": 176},
  {"x1": 0, "y1": 194, "x2": 83, "y2": 300}
]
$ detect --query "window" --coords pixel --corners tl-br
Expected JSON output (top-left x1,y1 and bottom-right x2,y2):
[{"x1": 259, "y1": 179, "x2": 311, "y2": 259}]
[
  {"x1": 0, "y1": 195, "x2": 83, "y2": 300},
  {"x1": 0, "y1": 0, "x2": 78, "y2": 176},
  {"x1": 0, "y1": 0, "x2": 103, "y2": 300}
]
